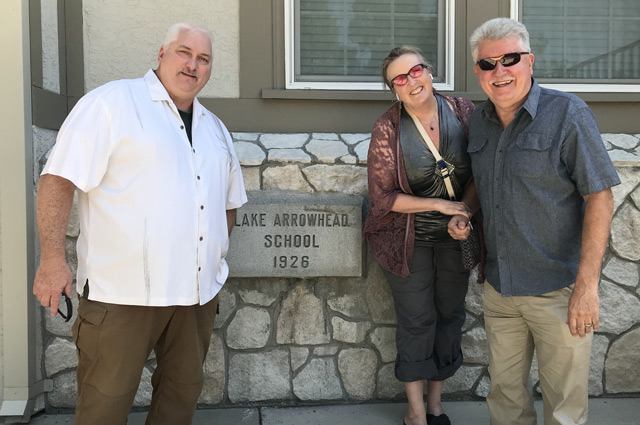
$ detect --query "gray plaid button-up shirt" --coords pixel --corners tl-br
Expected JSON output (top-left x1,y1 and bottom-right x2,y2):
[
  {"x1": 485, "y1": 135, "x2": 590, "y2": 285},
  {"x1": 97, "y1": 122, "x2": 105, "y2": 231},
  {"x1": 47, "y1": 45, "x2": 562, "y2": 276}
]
[{"x1": 468, "y1": 80, "x2": 620, "y2": 296}]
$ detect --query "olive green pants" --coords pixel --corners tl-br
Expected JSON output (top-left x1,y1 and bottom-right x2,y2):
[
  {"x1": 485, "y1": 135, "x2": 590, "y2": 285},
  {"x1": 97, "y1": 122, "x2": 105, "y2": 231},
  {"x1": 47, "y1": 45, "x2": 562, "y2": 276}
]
[
  {"x1": 72, "y1": 294, "x2": 218, "y2": 425},
  {"x1": 484, "y1": 283, "x2": 591, "y2": 425}
]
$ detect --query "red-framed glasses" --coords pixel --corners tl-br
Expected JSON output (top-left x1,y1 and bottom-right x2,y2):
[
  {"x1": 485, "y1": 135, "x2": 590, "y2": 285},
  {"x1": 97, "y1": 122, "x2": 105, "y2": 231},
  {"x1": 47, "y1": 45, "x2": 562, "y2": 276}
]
[{"x1": 390, "y1": 64, "x2": 429, "y2": 87}]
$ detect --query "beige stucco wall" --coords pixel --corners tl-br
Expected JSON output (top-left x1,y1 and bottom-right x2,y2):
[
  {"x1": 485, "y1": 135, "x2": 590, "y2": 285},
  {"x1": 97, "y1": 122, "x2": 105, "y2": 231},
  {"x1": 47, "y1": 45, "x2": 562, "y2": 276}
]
[
  {"x1": 0, "y1": 184, "x2": 4, "y2": 403},
  {"x1": 41, "y1": 0, "x2": 60, "y2": 93},
  {"x1": 83, "y1": 0, "x2": 240, "y2": 98}
]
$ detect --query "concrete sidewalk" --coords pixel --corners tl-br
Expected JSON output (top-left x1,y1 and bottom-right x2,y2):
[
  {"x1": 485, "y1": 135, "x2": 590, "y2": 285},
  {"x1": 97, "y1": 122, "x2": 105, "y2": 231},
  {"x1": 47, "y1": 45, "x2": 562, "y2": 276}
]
[{"x1": 24, "y1": 399, "x2": 640, "y2": 425}]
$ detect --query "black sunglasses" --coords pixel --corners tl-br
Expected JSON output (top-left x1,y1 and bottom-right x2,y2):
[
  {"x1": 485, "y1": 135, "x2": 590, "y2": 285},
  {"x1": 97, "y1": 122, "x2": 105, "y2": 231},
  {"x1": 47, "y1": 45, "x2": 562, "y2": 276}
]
[
  {"x1": 58, "y1": 292, "x2": 73, "y2": 322},
  {"x1": 476, "y1": 52, "x2": 530, "y2": 71}
]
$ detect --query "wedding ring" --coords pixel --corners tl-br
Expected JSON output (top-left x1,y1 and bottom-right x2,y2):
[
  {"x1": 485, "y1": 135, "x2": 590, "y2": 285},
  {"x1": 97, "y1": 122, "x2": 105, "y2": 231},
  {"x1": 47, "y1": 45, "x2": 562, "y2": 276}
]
[{"x1": 585, "y1": 324, "x2": 593, "y2": 328}]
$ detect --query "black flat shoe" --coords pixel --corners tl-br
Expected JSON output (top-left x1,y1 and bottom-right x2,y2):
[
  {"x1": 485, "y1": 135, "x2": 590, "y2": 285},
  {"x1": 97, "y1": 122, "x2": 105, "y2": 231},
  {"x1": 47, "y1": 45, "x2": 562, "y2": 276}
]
[{"x1": 427, "y1": 413, "x2": 451, "y2": 425}]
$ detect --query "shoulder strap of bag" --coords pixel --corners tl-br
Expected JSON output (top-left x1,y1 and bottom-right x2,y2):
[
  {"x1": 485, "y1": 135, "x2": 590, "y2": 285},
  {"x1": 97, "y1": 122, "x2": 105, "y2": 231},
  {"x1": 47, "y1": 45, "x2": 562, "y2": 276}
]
[{"x1": 405, "y1": 108, "x2": 457, "y2": 201}]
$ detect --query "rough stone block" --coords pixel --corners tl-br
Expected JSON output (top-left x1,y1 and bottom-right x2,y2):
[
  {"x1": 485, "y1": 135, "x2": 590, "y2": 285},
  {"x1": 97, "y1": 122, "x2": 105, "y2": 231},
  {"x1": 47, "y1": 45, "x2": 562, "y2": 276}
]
[
  {"x1": 200, "y1": 333, "x2": 226, "y2": 404},
  {"x1": 262, "y1": 165, "x2": 313, "y2": 192},
  {"x1": 598, "y1": 279, "x2": 640, "y2": 334},
  {"x1": 228, "y1": 350, "x2": 291, "y2": 402},
  {"x1": 302, "y1": 164, "x2": 367, "y2": 195},
  {"x1": 338, "y1": 348, "x2": 377, "y2": 400},
  {"x1": 240, "y1": 166, "x2": 261, "y2": 191},
  {"x1": 605, "y1": 327, "x2": 640, "y2": 393},
  {"x1": 48, "y1": 370, "x2": 77, "y2": 408},
  {"x1": 234, "y1": 141, "x2": 266, "y2": 166},
  {"x1": 376, "y1": 363, "x2": 405, "y2": 399},
  {"x1": 327, "y1": 293, "x2": 369, "y2": 318},
  {"x1": 227, "y1": 306, "x2": 271, "y2": 349},
  {"x1": 369, "y1": 327, "x2": 397, "y2": 363},
  {"x1": 365, "y1": 257, "x2": 397, "y2": 325},
  {"x1": 602, "y1": 255, "x2": 640, "y2": 288},
  {"x1": 611, "y1": 167, "x2": 640, "y2": 212},
  {"x1": 133, "y1": 367, "x2": 153, "y2": 406},
  {"x1": 332, "y1": 317, "x2": 371, "y2": 344},
  {"x1": 475, "y1": 376, "x2": 491, "y2": 398},
  {"x1": 313, "y1": 345, "x2": 339, "y2": 356},
  {"x1": 44, "y1": 338, "x2": 77, "y2": 376},
  {"x1": 442, "y1": 365, "x2": 484, "y2": 393},
  {"x1": 293, "y1": 358, "x2": 343, "y2": 400},
  {"x1": 306, "y1": 139, "x2": 349, "y2": 163},
  {"x1": 214, "y1": 288, "x2": 236, "y2": 330},
  {"x1": 589, "y1": 334, "x2": 608, "y2": 396},
  {"x1": 461, "y1": 326, "x2": 489, "y2": 365},
  {"x1": 260, "y1": 133, "x2": 308, "y2": 149},
  {"x1": 290, "y1": 347, "x2": 309, "y2": 371},
  {"x1": 276, "y1": 284, "x2": 330, "y2": 345},
  {"x1": 610, "y1": 203, "x2": 640, "y2": 261}
]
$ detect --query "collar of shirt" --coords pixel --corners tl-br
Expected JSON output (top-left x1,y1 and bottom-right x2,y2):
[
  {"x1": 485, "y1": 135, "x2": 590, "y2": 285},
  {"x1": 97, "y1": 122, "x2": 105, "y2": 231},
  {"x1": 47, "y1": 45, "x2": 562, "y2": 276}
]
[
  {"x1": 481, "y1": 78, "x2": 540, "y2": 124},
  {"x1": 144, "y1": 69, "x2": 205, "y2": 128}
]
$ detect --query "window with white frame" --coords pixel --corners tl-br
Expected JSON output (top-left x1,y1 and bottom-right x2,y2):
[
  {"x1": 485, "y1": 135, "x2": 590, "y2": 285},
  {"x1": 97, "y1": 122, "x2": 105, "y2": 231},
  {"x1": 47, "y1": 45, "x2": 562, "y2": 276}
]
[
  {"x1": 514, "y1": 0, "x2": 640, "y2": 92},
  {"x1": 285, "y1": 0, "x2": 455, "y2": 90}
]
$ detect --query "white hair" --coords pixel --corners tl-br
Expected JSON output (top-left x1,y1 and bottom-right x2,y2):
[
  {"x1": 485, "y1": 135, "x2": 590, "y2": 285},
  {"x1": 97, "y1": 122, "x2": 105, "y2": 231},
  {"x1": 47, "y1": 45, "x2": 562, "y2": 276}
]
[
  {"x1": 162, "y1": 22, "x2": 214, "y2": 56},
  {"x1": 469, "y1": 18, "x2": 531, "y2": 62}
]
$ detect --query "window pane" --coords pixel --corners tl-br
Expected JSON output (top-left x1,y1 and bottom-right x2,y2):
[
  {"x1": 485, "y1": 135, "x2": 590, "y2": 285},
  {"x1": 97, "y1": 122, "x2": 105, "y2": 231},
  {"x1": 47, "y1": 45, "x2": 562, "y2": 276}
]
[
  {"x1": 522, "y1": 0, "x2": 640, "y2": 81},
  {"x1": 297, "y1": 0, "x2": 441, "y2": 82}
]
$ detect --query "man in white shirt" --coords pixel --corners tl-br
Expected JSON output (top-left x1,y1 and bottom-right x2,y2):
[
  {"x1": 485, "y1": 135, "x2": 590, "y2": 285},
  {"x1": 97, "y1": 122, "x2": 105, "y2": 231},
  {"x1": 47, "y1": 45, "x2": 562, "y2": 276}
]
[{"x1": 33, "y1": 22, "x2": 247, "y2": 425}]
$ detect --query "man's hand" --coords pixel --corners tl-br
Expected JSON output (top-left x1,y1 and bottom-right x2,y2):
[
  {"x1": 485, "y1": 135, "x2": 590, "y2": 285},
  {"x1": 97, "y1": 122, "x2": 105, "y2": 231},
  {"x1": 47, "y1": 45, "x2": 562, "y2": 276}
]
[
  {"x1": 567, "y1": 281, "x2": 600, "y2": 338},
  {"x1": 34, "y1": 174, "x2": 76, "y2": 317},
  {"x1": 33, "y1": 257, "x2": 72, "y2": 316},
  {"x1": 566, "y1": 188, "x2": 612, "y2": 338},
  {"x1": 448, "y1": 214, "x2": 471, "y2": 240}
]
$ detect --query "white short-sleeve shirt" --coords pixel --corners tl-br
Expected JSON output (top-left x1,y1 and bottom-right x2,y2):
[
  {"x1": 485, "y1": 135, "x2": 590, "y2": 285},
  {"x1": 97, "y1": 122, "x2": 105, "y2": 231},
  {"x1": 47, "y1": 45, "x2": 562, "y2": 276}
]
[{"x1": 43, "y1": 70, "x2": 247, "y2": 306}]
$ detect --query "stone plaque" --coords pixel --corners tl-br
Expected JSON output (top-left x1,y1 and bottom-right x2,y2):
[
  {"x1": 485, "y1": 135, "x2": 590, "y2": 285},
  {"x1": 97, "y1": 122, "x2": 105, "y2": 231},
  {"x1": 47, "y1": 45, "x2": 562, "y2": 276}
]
[{"x1": 227, "y1": 191, "x2": 363, "y2": 277}]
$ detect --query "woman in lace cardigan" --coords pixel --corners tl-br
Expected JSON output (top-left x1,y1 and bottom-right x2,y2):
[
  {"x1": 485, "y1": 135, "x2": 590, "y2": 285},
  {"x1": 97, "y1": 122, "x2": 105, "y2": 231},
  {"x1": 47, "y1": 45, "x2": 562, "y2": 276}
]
[{"x1": 363, "y1": 46, "x2": 478, "y2": 425}]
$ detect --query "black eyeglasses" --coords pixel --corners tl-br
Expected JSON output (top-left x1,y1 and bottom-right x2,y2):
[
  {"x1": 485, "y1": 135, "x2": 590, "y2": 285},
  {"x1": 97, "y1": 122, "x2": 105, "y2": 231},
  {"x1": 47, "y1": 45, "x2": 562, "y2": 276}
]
[
  {"x1": 58, "y1": 292, "x2": 73, "y2": 322},
  {"x1": 390, "y1": 63, "x2": 429, "y2": 87},
  {"x1": 476, "y1": 52, "x2": 530, "y2": 71}
]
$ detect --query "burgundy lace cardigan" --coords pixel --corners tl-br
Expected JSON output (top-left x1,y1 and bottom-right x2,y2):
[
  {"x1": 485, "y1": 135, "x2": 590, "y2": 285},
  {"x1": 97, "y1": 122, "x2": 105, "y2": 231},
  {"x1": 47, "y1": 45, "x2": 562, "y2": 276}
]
[{"x1": 362, "y1": 93, "x2": 475, "y2": 278}]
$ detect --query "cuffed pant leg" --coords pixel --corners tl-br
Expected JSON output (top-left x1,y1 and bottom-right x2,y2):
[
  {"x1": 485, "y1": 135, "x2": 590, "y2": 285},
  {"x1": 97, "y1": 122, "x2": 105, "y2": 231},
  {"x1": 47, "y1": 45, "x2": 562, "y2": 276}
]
[
  {"x1": 384, "y1": 245, "x2": 439, "y2": 382},
  {"x1": 145, "y1": 296, "x2": 218, "y2": 425},
  {"x1": 431, "y1": 243, "x2": 469, "y2": 380},
  {"x1": 522, "y1": 286, "x2": 591, "y2": 425},
  {"x1": 483, "y1": 283, "x2": 537, "y2": 425},
  {"x1": 72, "y1": 299, "x2": 166, "y2": 425}
]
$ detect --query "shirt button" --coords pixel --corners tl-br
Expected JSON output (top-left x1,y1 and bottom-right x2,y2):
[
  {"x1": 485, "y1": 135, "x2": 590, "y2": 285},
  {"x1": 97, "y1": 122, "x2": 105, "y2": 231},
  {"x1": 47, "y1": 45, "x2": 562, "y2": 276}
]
[
  {"x1": 199, "y1": 236, "x2": 204, "y2": 241},
  {"x1": 198, "y1": 267, "x2": 201, "y2": 271},
  {"x1": 197, "y1": 175, "x2": 201, "y2": 180},
  {"x1": 200, "y1": 205, "x2": 204, "y2": 210},
  {"x1": 180, "y1": 125, "x2": 184, "y2": 130},
  {"x1": 192, "y1": 148, "x2": 196, "y2": 153},
  {"x1": 498, "y1": 149, "x2": 504, "y2": 153}
]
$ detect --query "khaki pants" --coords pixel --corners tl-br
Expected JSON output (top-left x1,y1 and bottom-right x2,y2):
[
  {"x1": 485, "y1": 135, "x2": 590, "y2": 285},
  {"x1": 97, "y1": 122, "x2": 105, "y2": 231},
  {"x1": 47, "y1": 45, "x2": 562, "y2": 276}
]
[
  {"x1": 72, "y1": 295, "x2": 218, "y2": 425},
  {"x1": 483, "y1": 283, "x2": 591, "y2": 425}
]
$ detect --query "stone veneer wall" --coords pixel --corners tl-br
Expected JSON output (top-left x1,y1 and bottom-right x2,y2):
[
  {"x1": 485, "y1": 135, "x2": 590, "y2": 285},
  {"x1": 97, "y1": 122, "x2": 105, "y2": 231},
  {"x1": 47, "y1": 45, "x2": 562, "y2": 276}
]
[{"x1": 35, "y1": 131, "x2": 640, "y2": 408}]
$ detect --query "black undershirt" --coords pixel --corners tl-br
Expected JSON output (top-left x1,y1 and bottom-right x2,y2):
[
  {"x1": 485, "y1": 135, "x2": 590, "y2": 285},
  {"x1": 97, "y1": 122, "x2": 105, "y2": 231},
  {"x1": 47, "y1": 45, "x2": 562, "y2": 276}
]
[{"x1": 178, "y1": 109, "x2": 193, "y2": 145}]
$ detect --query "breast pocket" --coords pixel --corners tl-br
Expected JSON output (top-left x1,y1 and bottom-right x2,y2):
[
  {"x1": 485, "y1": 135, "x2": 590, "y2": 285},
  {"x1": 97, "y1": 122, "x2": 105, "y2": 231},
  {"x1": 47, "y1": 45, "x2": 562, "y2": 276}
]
[
  {"x1": 467, "y1": 137, "x2": 490, "y2": 186},
  {"x1": 507, "y1": 133, "x2": 555, "y2": 178}
]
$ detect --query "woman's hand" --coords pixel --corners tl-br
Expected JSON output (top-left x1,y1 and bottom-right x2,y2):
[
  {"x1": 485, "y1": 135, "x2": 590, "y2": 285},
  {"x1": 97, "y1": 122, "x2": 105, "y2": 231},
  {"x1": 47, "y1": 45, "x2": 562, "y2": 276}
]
[{"x1": 434, "y1": 199, "x2": 472, "y2": 219}]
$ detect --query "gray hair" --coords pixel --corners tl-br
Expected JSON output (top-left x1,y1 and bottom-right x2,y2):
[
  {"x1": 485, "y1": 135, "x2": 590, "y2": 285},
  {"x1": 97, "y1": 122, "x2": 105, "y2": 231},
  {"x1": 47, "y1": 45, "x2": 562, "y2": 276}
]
[
  {"x1": 162, "y1": 22, "x2": 215, "y2": 55},
  {"x1": 469, "y1": 18, "x2": 530, "y2": 63}
]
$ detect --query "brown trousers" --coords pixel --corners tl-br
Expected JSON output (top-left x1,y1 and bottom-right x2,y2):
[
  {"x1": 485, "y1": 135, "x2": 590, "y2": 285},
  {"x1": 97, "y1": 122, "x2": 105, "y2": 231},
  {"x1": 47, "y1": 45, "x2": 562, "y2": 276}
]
[{"x1": 71, "y1": 294, "x2": 218, "y2": 425}]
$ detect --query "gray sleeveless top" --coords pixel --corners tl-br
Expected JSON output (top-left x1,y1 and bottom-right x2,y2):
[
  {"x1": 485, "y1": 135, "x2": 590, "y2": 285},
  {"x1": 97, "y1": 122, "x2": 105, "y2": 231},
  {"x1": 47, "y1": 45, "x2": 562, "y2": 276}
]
[{"x1": 400, "y1": 94, "x2": 472, "y2": 242}]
